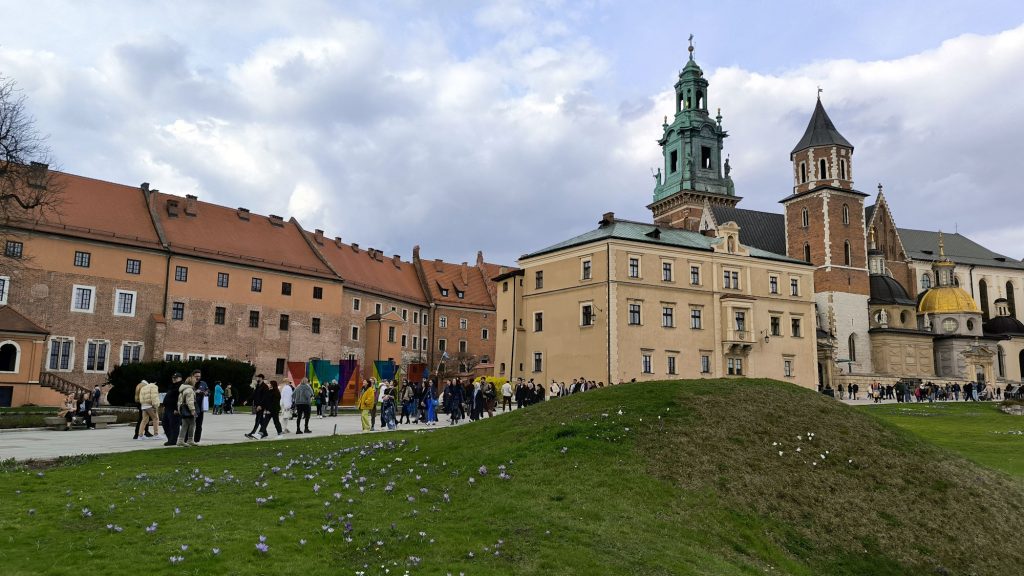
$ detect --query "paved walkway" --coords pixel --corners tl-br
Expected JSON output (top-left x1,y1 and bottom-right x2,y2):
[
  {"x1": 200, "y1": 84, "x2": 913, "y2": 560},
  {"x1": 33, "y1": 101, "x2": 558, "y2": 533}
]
[{"x1": 0, "y1": 412, "x2": 457, "y2": 461}]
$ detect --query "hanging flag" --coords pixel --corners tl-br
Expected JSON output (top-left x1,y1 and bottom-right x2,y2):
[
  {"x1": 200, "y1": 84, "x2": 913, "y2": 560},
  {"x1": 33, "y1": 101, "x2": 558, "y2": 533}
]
[
  {"x1": 307, "y1": 360, "x2": 321, "y2": 395},
  {"x1": 287, "y1": 362, "x2": 306, "y2": 387}
]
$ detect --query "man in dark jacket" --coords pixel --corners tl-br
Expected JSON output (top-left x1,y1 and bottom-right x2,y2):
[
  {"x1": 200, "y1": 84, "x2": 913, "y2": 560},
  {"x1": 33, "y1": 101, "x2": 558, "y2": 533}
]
[
  {"x1": 245, "y1": 375, "x2": 269, "y2": 439},
  {"x1": 161, "y1": 373, "x2": 183, "y2": 446},
  {"x1": 293, "y1": 379, "x2": 314, "y2": 434}
]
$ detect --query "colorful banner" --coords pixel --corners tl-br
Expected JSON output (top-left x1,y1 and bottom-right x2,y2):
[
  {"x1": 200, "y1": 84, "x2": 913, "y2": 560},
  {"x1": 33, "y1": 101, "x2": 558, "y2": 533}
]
[
  {"x1": 338, "y1": 359, "x2": 358, "y2": 404},
  {"x1": 286, "y1": 362, "x2": 306, "y2": 387},
  {"x1": 309, "y1": 360, "x2": 339, "y2": 399},
  {"x1": 373, "y1": 359, "x2": 398, "y2": 382},
  {"x1": 406, "y1": 363, "x2": 428, "y2": 383}
]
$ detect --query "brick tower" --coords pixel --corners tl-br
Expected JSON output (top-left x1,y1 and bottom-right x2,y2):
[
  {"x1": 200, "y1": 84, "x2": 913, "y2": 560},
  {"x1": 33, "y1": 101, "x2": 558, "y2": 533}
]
[{"x1": 782, "y1": 97, "x2": 871, "y2": 374}]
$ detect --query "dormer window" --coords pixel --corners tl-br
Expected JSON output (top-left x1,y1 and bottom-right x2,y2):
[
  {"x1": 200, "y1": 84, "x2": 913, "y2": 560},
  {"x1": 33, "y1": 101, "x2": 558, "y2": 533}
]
[
  {"x1": 440, "y1": 288, "x2": 449, "y2": 297},
  {"x1": 455, "y1": 290, "x2": 464, "y2": 299}
]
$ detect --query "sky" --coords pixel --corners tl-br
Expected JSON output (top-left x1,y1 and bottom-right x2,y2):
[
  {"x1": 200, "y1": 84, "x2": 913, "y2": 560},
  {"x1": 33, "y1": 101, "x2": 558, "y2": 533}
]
[{"x1": 2, "y1": 0, "x2": 1023, "y2": 265}]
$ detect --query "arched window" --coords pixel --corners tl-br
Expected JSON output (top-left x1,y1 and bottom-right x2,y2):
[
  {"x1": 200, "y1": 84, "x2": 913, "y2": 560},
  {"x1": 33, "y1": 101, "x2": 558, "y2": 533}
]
[
  {"x1": 920, "y1": 273, "x2": 931, "y2": 291},
  {"x1": 818, "y1": 158, "x2": 827, "y2": 180},
  {"x1": 801, "y1": 208, "x2": 809, "y2": 228},
  {"x1": 979, "y1": 279, "x2": 990, "y2": 320},
  {"x1": 953, "y1": 275, "x2": 960, "y2": 287},
  {"x1": 1007, "y1": 281, "x2": 1017, "y2": 318},
  {"x1": 839, "y1": 158, "x2": 847, "y2": 180},
  {"x1": 800, "y1": 162, "x2": 807, "y2": 184},
  {"x1": 848, "y1": 333, "x2": 857, "y2": 362},
  {"x1": 685, "y1": 90, "x2": 692, "y2": 109},
  {"x1": 0, "y1": 341, "x2": 19, "y2": 372},
  {"x1": 842, "y1": 204, "x2": 850, "y2": 225},
  {"x1": 998, "y1": 345, "x2": 1006, "y2": 377},
  {"x1": 803, "y1": 243, "x2": 811, "y2": 263},
  {"x1": 844, "y1": 241, "x2": 852, "y2": 266},
  {"x1": 696, "y1": 90, "x2": 704, "y2": 109}
]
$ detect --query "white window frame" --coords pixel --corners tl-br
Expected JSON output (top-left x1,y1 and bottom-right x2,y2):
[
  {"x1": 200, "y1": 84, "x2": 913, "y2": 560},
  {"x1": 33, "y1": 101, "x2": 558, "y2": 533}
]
[
  {"x1": 413, "y1": 311, "x2": 419, "y2": 324},
  {"x1": 71, "y1": 284, "x2": 96, "y2": 313},
  {"x1": 580, "y1": 302, "x2": 595, "y2": 327},
  {"x1": 628, "y1": 255, "x2": 641, "y2": 279},
  {"x1": 164, "y1": 352, "x2": 183, "y2": 362},
  {"x1": 481, "y1": 328, "x2": 489, "y2": 340},
  {"x1": 628, "y1": 302, "x2": 642, "y2": 326},
  {"x1": 769, "y1": 275, "x2": 779, "y2": 294},
  {"x1": 0, "y1": 340, "x2": 21, "y2": 373},
  {"x1": 667, "y1": 354, "x2": 677, "y2": 375},
  {"x1": 352, "y1": 297, "x2": 361, "y2": 311},
  {"x1": 120, "y1": 341, "x2": 144, "y2": 365},
  {"x1": 459, "y1": 318, "x2": 468, "y2": 330},
  {"x1": 0, "y1": 275, "x2": 9, "y2": 305},
  {"x1": 48, "y1": 336, "x2": 75, "y2": 372},
  {"x1": 661, "y1": 305, "x2": 674, "y2": 328},
  {"x1": 374, "y1": 302, "x2": 382, "y2": 314},
  {"x1": 187, "y1": 354, "x2": 204, "y2": 362},
  {"x1": 439, "y1": 316, "x2": 448, "y2": 328},
  {"x1": 423, "y1": 313, "x2": 429, "y2": 326},
  {"x1": 784, "y1": 358, "x2": 794, "y2": 378},
  {"x1": 690, "y1": 308, "x2": 703, "y2": 330},
  {"x1": 581, "y1": 258, "x2": 592, "y2": 280},
  {"x1": 402, "y1": 308, "x2": 408, "y2": 321},
  {"x1": 533, "y1": 311, "x2": 544, "y2": 332},
  {"x1": 642, "y1": 353, "x2": 653, "y2": 374},
  {"x1": 661, "y1": 260, "x2": 673, "y2": 282},
  {"x1": 459, "y1": 339, "x2": 468, "y2": 353},
  {"x1": 412, "y1": 335, "x2": 419, "y2": 349},
  {"x1": 438, "y1": 338, "x2": 447, "y2": 352},
  {"x1": 113, "y1": 289, "x2": 137, "y2": 317},
  {"x1": 84, "y1": 339, "x2": 110, "y2": 373},
  {"x1": 207, "y1": 354, "x2": 227, "y2": 360},
  {"x1": 790, "y1": 277, "x2": 800, "y2": 296}
]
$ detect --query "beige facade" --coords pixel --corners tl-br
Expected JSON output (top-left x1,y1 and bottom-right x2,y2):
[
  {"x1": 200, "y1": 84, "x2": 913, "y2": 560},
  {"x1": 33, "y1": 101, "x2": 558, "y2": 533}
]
[{"x1": 495, "y1": 217, "x2": 818, "y2": 388}]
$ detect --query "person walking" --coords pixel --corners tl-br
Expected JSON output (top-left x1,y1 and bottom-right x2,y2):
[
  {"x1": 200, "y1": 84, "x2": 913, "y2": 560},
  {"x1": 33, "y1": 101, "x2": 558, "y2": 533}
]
[
  {"x1": 224, "y1": 383, "x2": 234, "y2": 414},
  {"x1": 162, "y1": 373, "x2": 183, "y2": 446},
  {"x1": 382, "y1": 388, "x2": 398, "y2": 430},
  {"x1": 213, "y1": 382, "x2": 224, "y2": 415},
  {"x1": 293, "y1": 378, "x2": 313, "y2": 434},
  {"x1": 193, "y1": 372, "x2": 208, "y2": 443},
  {"x1": 245, "y1": 376, "x2": 269, "y2": 439},
  {"x1": 258, "y1": 380, "x2": 284, "y2": 438},
  {"x1": 328, "y1": 379, "x2": 340, "y2": 417},
  {"x1": 424, "y1": 382, "x2": 438, "y2": 425},
  {"x1": 132, "y1": 379, "x2": 148, "y2": 439},
  {"x1": 357, "y1": 380, "x2": 376, "y2": 431},
  {"x1": 483, "y1": 380, "x2": 496, "y2": 418},
  {"x1": 280, "y1": 379, "x2": 294, "y2": 434},
  {"x1": 377, "y1": 380, "x2": 390, "y2": 430},
  {"x1": 176, "y1": 373, "x2": 198, "y2": 447},
  {"x1": 136, "y1": 379, "x2": 163, "y2": 440},
  {"x1": 401, "y1": 382, "x2": 415, "y2": 424},
  {"x1": 501, "y1": 380, "x2": 513, "y2": 412}
]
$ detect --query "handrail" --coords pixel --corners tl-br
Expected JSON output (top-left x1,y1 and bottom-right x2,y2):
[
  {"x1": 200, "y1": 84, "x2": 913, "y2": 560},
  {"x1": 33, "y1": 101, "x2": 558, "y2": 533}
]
[{"x1": 39, "y1": 372, "x2": 90, "y2": 396}]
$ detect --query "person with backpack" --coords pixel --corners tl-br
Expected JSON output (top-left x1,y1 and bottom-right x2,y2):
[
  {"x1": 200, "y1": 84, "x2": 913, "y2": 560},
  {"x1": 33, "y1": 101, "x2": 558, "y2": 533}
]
[{"x1": 176, "y1": 373, "x2": 198, "y2": 447}]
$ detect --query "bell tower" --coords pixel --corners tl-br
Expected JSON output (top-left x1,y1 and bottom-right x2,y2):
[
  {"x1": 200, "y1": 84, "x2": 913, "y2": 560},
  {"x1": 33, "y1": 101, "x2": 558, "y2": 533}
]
[
  {"x1": 782, "y1": 96, "x2": 871, "y2": 374},
  {"x1": 649, "y1": 38, "x2": 739, "y2": 231}
]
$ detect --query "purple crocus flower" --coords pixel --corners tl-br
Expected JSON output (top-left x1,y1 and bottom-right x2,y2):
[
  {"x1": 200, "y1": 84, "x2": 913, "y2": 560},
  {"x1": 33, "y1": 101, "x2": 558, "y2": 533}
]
[{"x1": 255, "y1": 542, "x2": 269, "y2": 553}]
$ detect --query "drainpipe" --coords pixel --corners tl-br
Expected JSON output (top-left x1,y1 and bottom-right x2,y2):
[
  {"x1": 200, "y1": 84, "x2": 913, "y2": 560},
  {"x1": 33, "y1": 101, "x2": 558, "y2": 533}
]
[
  {"x1": 510, "y1": 277, "x2": 517, "y2": 381},
  {"x1": 607, "y1": 242, "x2": 612, "y2": 385}
]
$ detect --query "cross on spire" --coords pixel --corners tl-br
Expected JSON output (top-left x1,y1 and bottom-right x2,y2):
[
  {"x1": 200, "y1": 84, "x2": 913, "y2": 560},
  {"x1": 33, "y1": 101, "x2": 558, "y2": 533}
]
[{"x1": 688, "y1": 34, "x2": 694, "y2": 60}]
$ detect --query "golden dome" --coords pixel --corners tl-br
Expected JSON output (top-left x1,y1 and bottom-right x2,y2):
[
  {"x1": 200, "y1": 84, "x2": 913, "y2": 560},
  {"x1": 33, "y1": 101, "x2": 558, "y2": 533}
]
[{"x1": 918, "y1": 286, "x2": 980, "y2": 314}]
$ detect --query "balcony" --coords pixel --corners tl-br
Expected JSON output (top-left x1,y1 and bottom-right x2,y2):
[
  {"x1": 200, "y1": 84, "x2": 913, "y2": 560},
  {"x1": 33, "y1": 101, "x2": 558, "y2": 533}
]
[{"x1": 723, "y1": 329, "x2": 752, "y2": 354}]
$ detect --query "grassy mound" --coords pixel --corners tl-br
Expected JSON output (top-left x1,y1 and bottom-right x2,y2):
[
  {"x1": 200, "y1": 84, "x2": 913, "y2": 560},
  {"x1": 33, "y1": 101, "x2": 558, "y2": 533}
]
[{"x1": 1, "y1": 379, "x2": 1022, "y2": 575}]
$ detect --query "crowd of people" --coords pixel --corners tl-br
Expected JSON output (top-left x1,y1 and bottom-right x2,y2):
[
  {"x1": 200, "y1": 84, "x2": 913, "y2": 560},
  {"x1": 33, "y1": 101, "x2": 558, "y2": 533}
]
[{"x1": 823, "y1": 379, "x2": 1021, "y2": 403}]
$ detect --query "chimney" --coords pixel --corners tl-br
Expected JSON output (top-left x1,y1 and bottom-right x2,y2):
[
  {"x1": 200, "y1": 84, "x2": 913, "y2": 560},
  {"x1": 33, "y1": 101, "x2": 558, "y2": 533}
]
[
  {"x1": 412, "y1": 245, "x2": 420, "y2": 261},
  {"x1": 166, "y1": 199, "x2": 180, "y2": 217},
  {"x1": 367, "y1": 248, "x2": 377, "y2": 259},
  {"x1": 499, "y1": 266, "x2": 508, "y2": 275},
  {"x1": 351, "y1": 243, "x2": 359, "y2": 252},
  {"x1": 599, "y1": 211, "x2": 615, "y2": 227},
  {"x1": 313, "y1": 229, "x2": 324, "y2": 245},
  {"x1": 392, "y1": 254, "x2": 401, "y2": 268},
  {"x1": 268, "y1": 214, "x2": 284, "y2": 227},
  {"x1": 460, "y1": 262, "x2": 469, "y2": 285},
  {"x1": 184, "y1": 194, "x2": 198, "y2": 216},
  {"x1": 334, "y1": 236, "x2": 343, "y2": 248},
  {"x1": 236, "y1": 207, "x2": 250, "y2": 221},
  {"x1": 140, "y1": 182, "x2": 150, "y2": 193},
  {"x1": 375, "y1": 250, "x2": 384, "y2": 262},
  {"x1": 433, "y1": 258, "x2": 443, "y2": 272}
]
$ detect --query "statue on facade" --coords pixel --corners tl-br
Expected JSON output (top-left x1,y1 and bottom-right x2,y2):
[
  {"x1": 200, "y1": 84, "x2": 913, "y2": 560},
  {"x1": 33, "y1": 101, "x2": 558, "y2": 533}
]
[
  {"x1": 652, "y1": 167, "x2": 662, "y2": 187},
  {"x1": 724, "y1": 156, "x2": 731, "y2": 178},
  {"x1": 878, "y1": 308, "x2": 888, "y2": 328}
]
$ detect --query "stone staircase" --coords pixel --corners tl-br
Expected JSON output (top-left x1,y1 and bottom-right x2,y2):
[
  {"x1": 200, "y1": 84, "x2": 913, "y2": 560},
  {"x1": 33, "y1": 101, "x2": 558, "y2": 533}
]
[{"x1": 40, "y1": 372, "x2": 91, "y2": 396}]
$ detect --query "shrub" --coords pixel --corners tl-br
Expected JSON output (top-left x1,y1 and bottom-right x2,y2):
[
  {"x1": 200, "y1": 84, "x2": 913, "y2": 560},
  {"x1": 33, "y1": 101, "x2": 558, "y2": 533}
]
[{"x1": 106, "y1": 359, "x2": 255, "y2": 406}]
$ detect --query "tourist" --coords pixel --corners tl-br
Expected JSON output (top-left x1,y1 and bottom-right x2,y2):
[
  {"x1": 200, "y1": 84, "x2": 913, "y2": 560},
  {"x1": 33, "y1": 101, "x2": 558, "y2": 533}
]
[
  {"x1": 213, "y1": 381, "x2": 224, "y2": 415},
  {"x1": 193, "y1": 372, "x2": 208, "y2": 443},
  {"x1": 445, "y1": 380, "x2": 463, "y2": 425},
  {"x1": 176, "y1": 373, "x2": 198, "y2": 447},
  {"x1": 293, "y1": 378, "x2": 313, "y2": 434},
  {"x1": 280, "y1": 379, "x2": 294, "y2": 431},
  {"x1": 357, "y1": 380, "x2": 375, "y2": 431},
  {"x1": 258, "y1": 380, "x2": 284, "y2": 438},
  {"x1": 91, "y1": 384, "x2": 102, "y2": 407},
  {"x1": 424, "y1": 382, "x2": 438, "y2": 425},
  {"x1": 382, "y1": 388, "x2": 398, "y2": 430},
  {"x1": 377, "y1": 380, "x2": 390, "y2": 429},
  {"x1": 136, "y1": 379, "x2": 162, "y2": 440},
  {"x1": 963, "y1": 381, "x2": 974, "y2": 402},
  {"x1": 224, "y1": 383, "x2": 234, "y2": 414},
  {"x1": 401, "y1": 381, "x2": 415, "y2": 424},
  {"x1": 328, "y1": 379, "x2": 340, "y2": 417},
  {"x1": 132, "y1": 379, "x2": 148, "y2": 439},
  {"x1": 162, "y1": 373, "x2": 183, "y2": 446},
  {"x1": 316, "y1": 383, "x2": 327, "y2": 418},
  {"x1": 851, "y1": 383, "x2": 859, "y2": 400},
  {"x1": 501, "y1": 379, "x2": 513, "y2": 412},
  {"x1": 245, "y1": 375, "x2": 269, "y2": 439},
  {"x1": 58, "y1": 393, "x2": 76, "y2": 430},
  {"x1": 72, "y1": 392, "x2": 94, "y2": 429},
  {"x1": 837, "y1": 383, "x2": 844, "y2": 400}
]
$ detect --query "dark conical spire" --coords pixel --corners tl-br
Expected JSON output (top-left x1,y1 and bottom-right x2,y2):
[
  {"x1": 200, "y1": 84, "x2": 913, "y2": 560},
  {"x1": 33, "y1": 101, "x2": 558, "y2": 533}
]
[{"x1": 791, "y1": 99, "x2": 852, "y2": 155}]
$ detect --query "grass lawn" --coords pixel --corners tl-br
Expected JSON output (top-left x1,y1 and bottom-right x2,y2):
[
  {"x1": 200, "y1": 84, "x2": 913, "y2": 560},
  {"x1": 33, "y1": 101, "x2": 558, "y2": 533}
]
[
  {"x1": 857, "y1": 401, "x2": 1024, "y2": 478},
  {"x1": 1, "y1": 380, "x2": 1022, "y2": 576}
]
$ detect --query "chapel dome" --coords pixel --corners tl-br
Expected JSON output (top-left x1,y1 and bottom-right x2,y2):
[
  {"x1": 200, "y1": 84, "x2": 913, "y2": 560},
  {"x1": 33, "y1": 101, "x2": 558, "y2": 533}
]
[
  {"x1": 984, "y1": 315, "x2": 1024, "y2": 335},
  {"x1": 917, "y1": 286, "x2": 980, "y2": 315},
  {"x1": 869, "y1": 275, "x2": 915, "y2": 306}
]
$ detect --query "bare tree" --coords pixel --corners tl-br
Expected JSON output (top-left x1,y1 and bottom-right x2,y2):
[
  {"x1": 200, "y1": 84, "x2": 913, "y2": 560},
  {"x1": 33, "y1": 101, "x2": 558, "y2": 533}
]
[{"x1": 1, "y1": 74, "x2": 62, "y2": 237}]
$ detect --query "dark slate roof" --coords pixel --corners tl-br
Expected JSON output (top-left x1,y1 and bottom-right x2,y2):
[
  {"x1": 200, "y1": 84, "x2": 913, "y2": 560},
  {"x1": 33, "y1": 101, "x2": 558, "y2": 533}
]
[
  {"x1": 869, "y1": 274, "x2": 916, "y2": 306},
  {"x1": 898, "y1": 228, "x2": 1024, "y2": 270},
  {"x1": 791, "y1": 99, "x2": 853, "y2": 155},
  {"x1": 984, "y1": 315, "x2": 1024, "y2": 336},
  {"x1": 710, "y1": 206, "x2": 787, "y2": 256},
  {"x1": 864, "y1": 204, "x2": 876, "y2": 225},
  {"x1": 521, "y1": 219, "x2": 805, "y2": 264}
]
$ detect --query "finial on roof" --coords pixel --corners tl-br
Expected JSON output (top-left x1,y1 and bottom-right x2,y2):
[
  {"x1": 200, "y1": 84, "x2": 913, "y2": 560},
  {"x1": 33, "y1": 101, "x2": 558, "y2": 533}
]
[
  {"x1": 688, "y1": 34, "x2": 694, "y2": 60},
  {"x1": 877, "y1": 182, "x2": 883, "y2": 195},
  {"x1": 938, "y1": 231, "x2": 946, "y2": 258},
  {"x1": 817, "y1": 86, "x2": 823, "y2": 100},
  {"x1": 869, "y1": 227, "x2": 876, "y2": 249}
]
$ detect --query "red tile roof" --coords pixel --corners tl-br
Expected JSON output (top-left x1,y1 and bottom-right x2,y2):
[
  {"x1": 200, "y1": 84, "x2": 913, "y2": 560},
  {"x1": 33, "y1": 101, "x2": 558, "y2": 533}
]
[
  {"x1": 418, "y1": 257, "x2": 498, "y2": 310},
  {"x1": 152, "y1": 192, "x2": 336, "y2": 279},
  {"x1": 307, "y1": 232, "x2": 427, "y2": 305}
]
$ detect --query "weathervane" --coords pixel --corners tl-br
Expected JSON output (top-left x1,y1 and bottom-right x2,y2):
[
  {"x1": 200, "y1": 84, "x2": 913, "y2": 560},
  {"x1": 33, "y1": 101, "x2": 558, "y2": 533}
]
[
  {"x1": 817, "y1": 85, "x2": 823, "y2": 100},
  {"x1": 688, "y1": 34, "x2": 694, "y2": 60}
]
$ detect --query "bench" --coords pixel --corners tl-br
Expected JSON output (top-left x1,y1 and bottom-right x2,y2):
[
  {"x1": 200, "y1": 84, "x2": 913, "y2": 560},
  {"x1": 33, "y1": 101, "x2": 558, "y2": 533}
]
[{"x1": 43, "y1": 415, "x2": 118, "y2": 430}]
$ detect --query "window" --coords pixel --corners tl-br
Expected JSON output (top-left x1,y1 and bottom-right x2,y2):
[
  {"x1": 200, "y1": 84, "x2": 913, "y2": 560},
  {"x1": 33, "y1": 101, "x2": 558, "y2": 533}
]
[
  {"x1": 502, "y1": 318, "x2": 508, "y2": 331},
  {"x1": 499, "y1": 362, "x2": 506, "y2": 375},
  {"x1": 281, "y1": 282, "x2": 292, "y2": 296},
  {"x1": 211, "y1": 306, "x2": 226, "y2": 325},
  {"x1": 848, "y1": 334, "x2": 857, "y2": 361},
  {"x1": 803, "y1": 243, "x2": 811, "y2": 263},
  {"x1": 387, "y1": 326, "x2": 396, "y2": 342},
  {"x1": 125, "y1": 258, "x2": 141, "y2": 275},
  {"x1": 843, "y1": 241, "x2": 852, "y2": 266},
  {"x1": 734, "y1": 311, "x2": 746, "y2": 332},
  {"x1": 249, "y1": 310, "x2": 260, "y2": 328},
  {"x1": 502, "y1": 281, "x2": 508, "y2": 293},
  {"x1": 481, "y1": 328, "x2": 489, "y2": 340},
  {"x1": 440, "y1": 288, "x2": 449, "y2": 297},
  {"x1": 187, "y1": 354, "x2": 205, "y2": 362},
  {"x1": 275, "y1": 358, "x2": 286, "y2": 376},
  {"x1": 791, "y1": 317, "x2": 802, "y2": 337},
  {"x1": 439, "y1": 316, "x2": 448, "y2": 328},
  {"x1": 723, "y1": 270, "x2": 739, "y2": 289},
  {"x1": 533, "y1": 352, "x2": 543, "y2": 372},
  {"x1": 171, "y1": 302, "x2": 184, "y2": 320},
  {"x1": 628, "y1": 303, "x2": 641, "y2": 325},
  {"x1": 374, "y1": 303, "x2": 382, "y2": 315},
  {"x1": 459, "y1": 340, "x2": 467, "y2": 353},
  {"x1": 839, "y1": 158, "x2": 847, "y2": 180},
  {"x1": 0, "y1": 276, "x2": 8, "y2": 305},
  {"x1": 642, "y1": 353, "x2": 653, "y2": 374},
  {"x1": 662, "y1": 262, "x2": 673, "y2": 282},
  {"x1": 412, "y1": 336, "x2": 419, "y2": 349},
  {"x1": 175, "y1": 266, "x2": 188, "y2": 282},
  {"x1": 581, "y1": 304, "x2": 594, "y2": 327},
  {"x1": 459, "y1": 318, "x2": 468, "y2": 330},
  {"x1": 534, "y1": 312, "x2": 544, "y2": 332},
  {"x1": 662, "y1": 306, "x2": 674, "y2": 328},
  {"x1": 727, "y1": 357, "x2": 743, "y2": 376},
  {"x1": 279, "y1": 314, "x2": 290, "y2": 331},
  {"x1": 401, "y1": 309, "x2": 408, "y2": 321},
  {"x1": 455, "y1": 289, "x2": 464, "y2": 299},
  {"x1": 667, "y1": 356, "x2": 677, "y2": 375},
  {"x1": 701, "y1": 146, "x2": 712, "y2": 169},
  {"x1": 85, "y1": 340, "x2": 109, "y2": 373},
  {"x1": 921, "y1": 273, "x2": 932, "y2": 291},
  {"x1": 535, "y1": 271, "x2": 544, "y2": 289},
  {"x1": 217, "y1": 272, "x2": 229, "y2": 288},
  {"x1": 769, "y1": 275, "x2": 779, "y2": 294},
  {"x1": 690, "y1": 309, "x2": 702, "y2": 329},
  {"x1": 801, "y1": 208, "x2": 809, "y2": 228},
  {"x1": 790, "y1": 278, "x2": 800, "y2": 296},
  {"x1": 438, "y1": 339, "x2": 447, "y2": 352},
  {"x1": 423, "y1": 313, "x2": 429, "y2": 326},
  {"x1": 5, "y1": 240, "x2": 24, "y2": 258},
  {"x1": 313, "y1": 286, "x2": 323, "y2": 300},
  {"x1": 164, "y1": 353, "x2": 182, "y2": 362},
  {"x1": 670, "y1": 150, "x2": 678, "y2": 173},
  {"x1": 818, "y1": 158, "x2": 827, "y2": 180},
  {"x1": 114, "y1": 290, "x2": 136, "y2": 317},
  {"x1": 582, "y1": 259, "x2": 592, "y2": 280},
  {"x1": 48, "y1": 337, "x2": 74, "y2": 371},
  {"x1": 942, "y1": 318, "x2": 958, "y2": 333},
  {"x1": 784, "y1": 359, "x2": 794, "y2": 378},
  {"x1": 629, "y1": 257, "x2": 640, "y2": 278},
  {"x1": 770, "y1": 316, "x2": 781, "y2": 337},
  {"x1": 400, "y1": 334, "x2": 407, "y2": 347},
  {"x1": 351, "y1": 326, "x2": 359, "y2": 340},
  {"x1": 413, "y1": 311, "x2": 419, "y2": 323},
  {"x1": 121, "y1": 342, "x2": 143, "y2": 365},
  {"x1": 700, "y1": 355, "x2": 711, "y2": 374},
  {"x1": 690, "y1": 266, "x2": 700, "y2": 285},
  {"x1": 74, "y1": 251, "x2": 91, "y2": 268},
  {"x1": 353, "y1": 298, "x2": 361, "y2": 311},
  {"x1": 309, "y1": 317, "x2": 320, "y2": 334},
  {"x1": 71, "y1": 285, "x2": 95, "y2": 313},
  {"x1": 842, "y1": 204, "x2": 850, "y2": 225}
]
